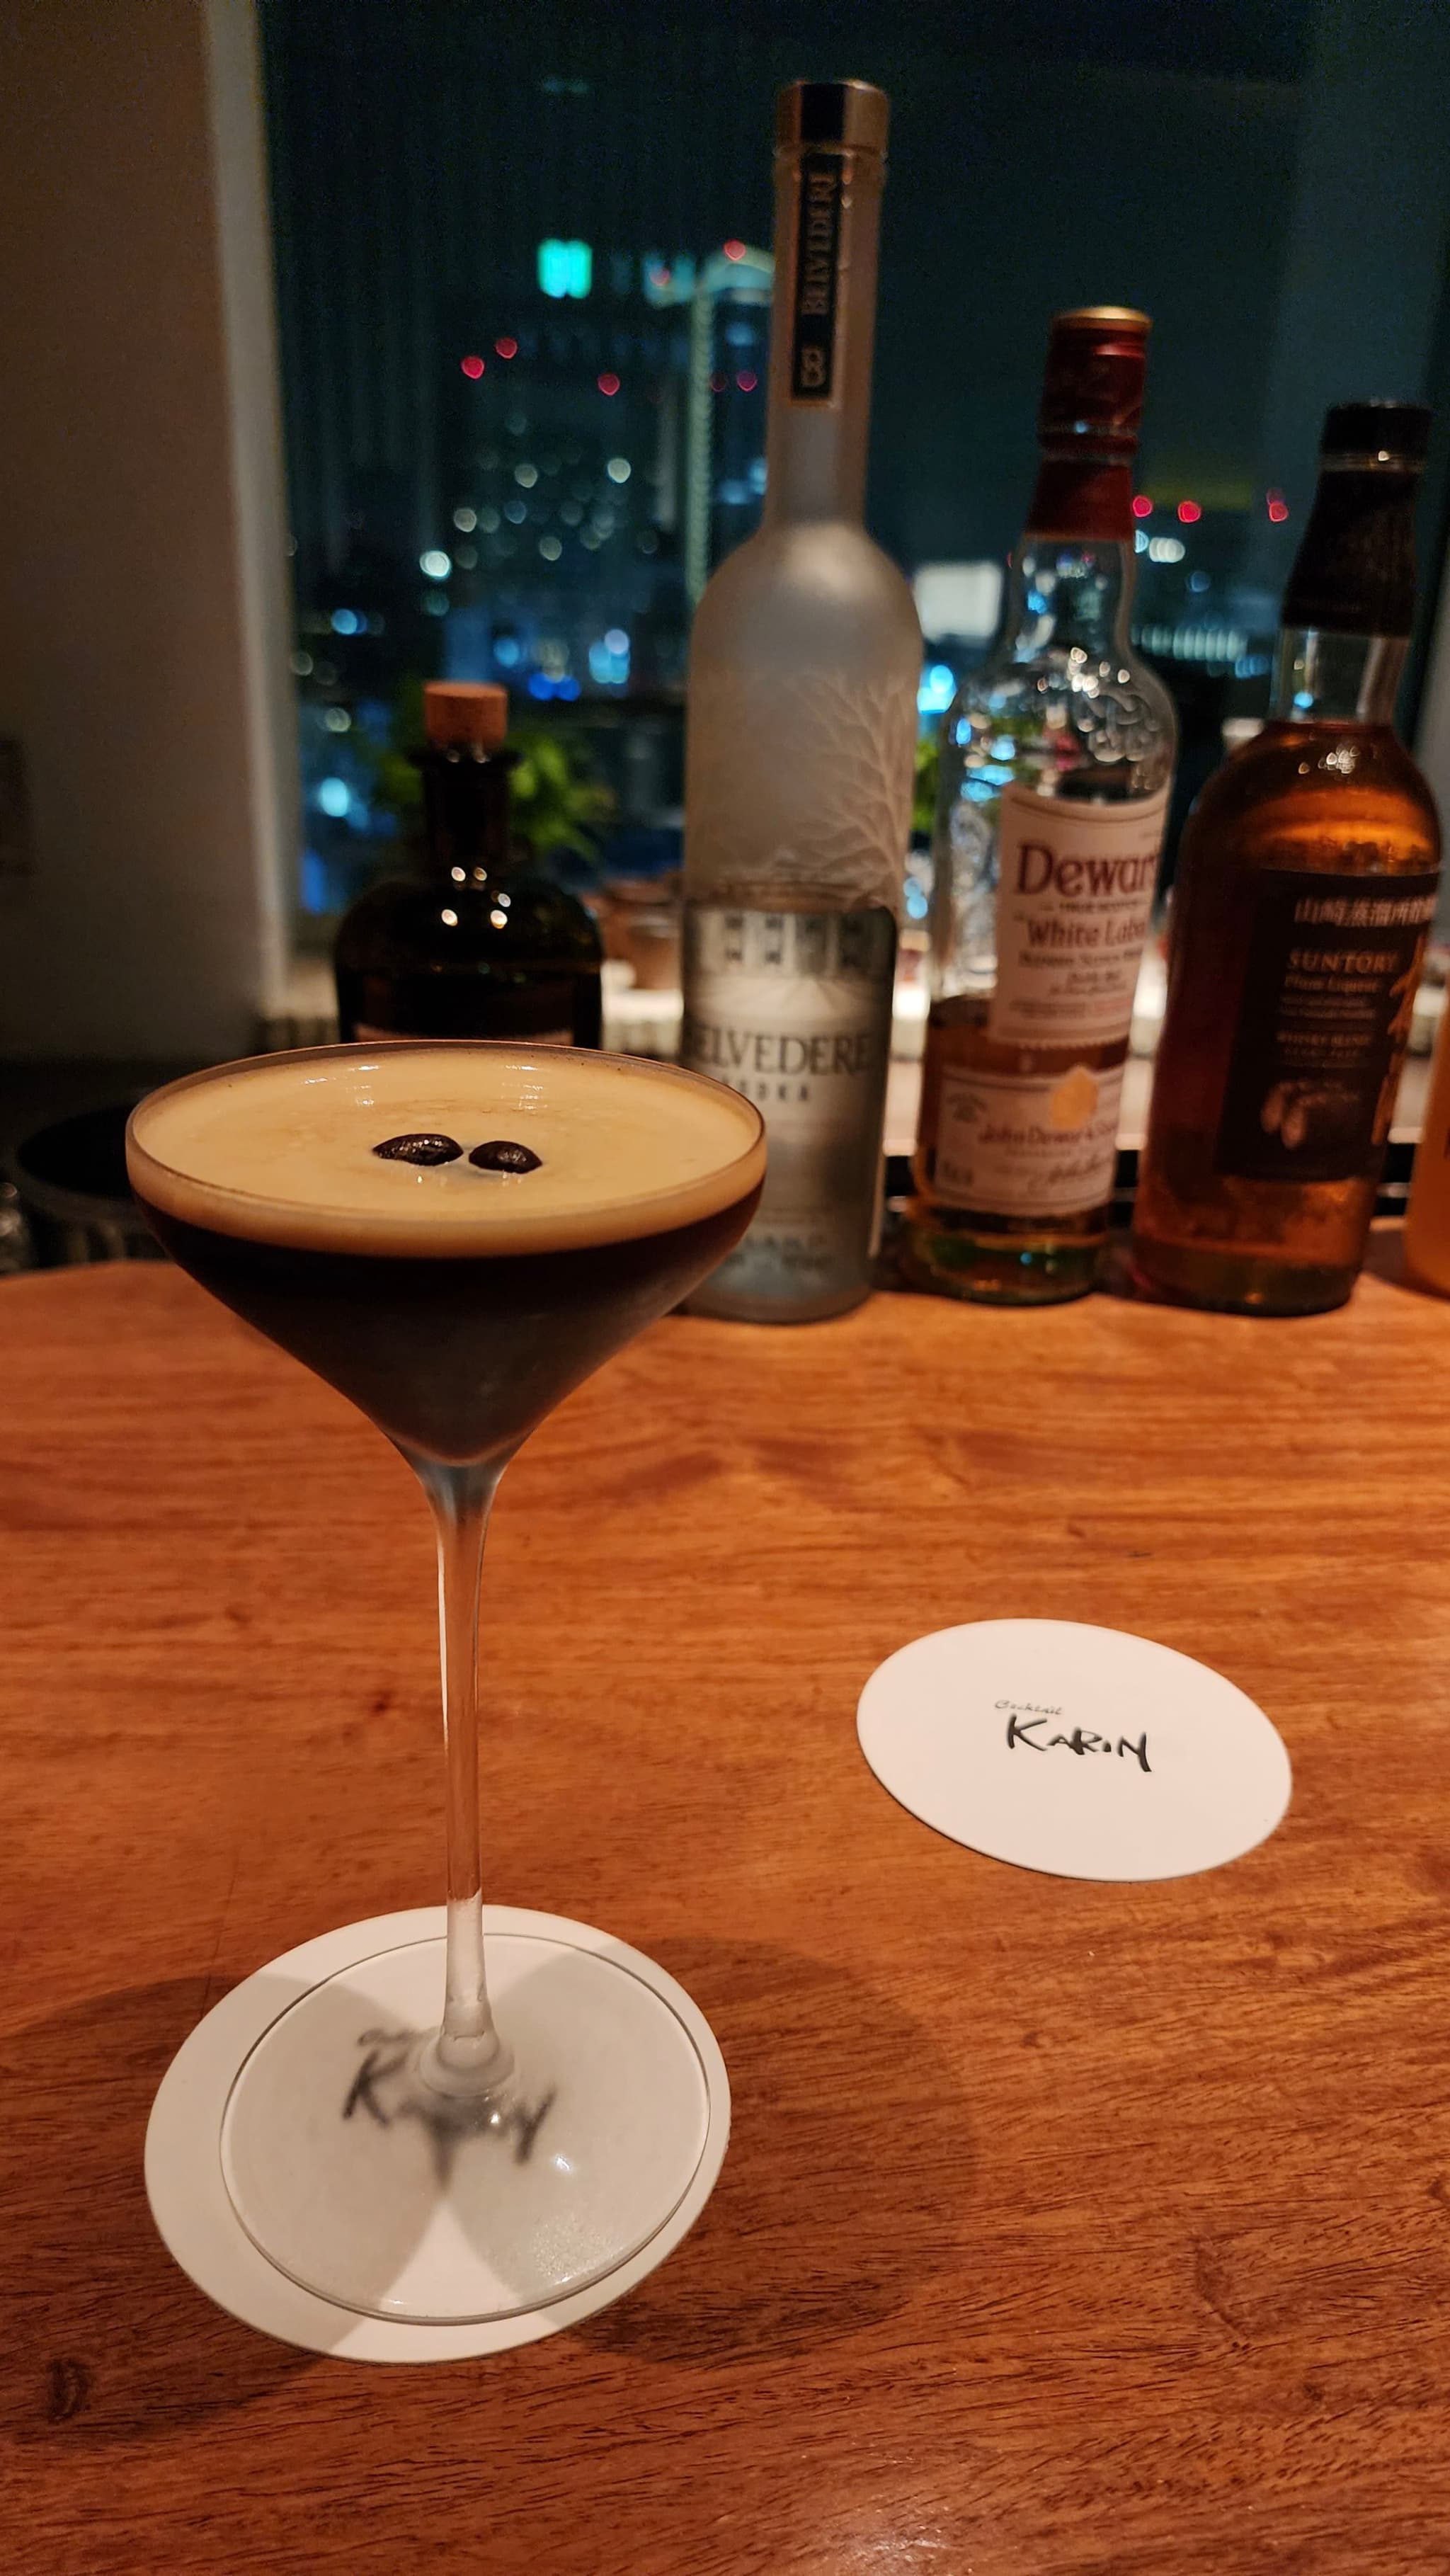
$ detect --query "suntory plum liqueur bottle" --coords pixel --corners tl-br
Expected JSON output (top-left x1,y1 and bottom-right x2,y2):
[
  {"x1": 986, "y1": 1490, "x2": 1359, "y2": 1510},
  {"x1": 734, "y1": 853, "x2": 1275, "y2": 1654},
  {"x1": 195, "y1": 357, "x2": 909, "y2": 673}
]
[
  {"x1": 335, "y1": 682, "x2": 603, "y2": 1047},
  {"x1": 1133, "y1": 401, "x2": 1439, "y2": 1314},
  {"x1": 680, "y1": 79, "x2": 921, "y2": 1323},
  {"x1": 906, "y1": 307, "x2": 1177, "y2": 1304}
]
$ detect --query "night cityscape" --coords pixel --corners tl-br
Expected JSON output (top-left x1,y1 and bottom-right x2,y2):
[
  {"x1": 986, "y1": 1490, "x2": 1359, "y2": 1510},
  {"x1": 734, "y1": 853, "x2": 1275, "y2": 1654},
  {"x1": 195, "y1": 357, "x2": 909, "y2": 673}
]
[{"x1": 258, "y1": 0, "x2": 1449, "y2": 916}]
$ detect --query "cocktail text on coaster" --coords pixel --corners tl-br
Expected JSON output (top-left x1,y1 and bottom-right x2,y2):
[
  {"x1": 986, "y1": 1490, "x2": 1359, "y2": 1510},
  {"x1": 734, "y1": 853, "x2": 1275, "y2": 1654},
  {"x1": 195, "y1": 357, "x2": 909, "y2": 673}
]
[{"x1": 857, "y1": 1617, "x2": 1291, "y2": 1883}]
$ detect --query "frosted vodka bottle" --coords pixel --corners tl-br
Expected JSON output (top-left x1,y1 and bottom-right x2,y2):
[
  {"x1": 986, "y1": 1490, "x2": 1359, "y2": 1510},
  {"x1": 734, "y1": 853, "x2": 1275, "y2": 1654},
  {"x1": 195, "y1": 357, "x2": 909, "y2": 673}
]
[{"x1": 680, "y1": 79, "x2": 921, "y2": 1322}]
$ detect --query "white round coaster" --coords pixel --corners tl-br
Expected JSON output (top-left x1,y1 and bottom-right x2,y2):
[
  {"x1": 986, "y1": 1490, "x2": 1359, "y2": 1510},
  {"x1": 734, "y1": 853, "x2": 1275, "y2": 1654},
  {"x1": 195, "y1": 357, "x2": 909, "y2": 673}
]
[
  {"x1": 858, "y1": 1618, "x2": 1291, "y2": 1882},
  {"x1": 145, "y1": 1908, "x2": 731, "y2": 2362}
]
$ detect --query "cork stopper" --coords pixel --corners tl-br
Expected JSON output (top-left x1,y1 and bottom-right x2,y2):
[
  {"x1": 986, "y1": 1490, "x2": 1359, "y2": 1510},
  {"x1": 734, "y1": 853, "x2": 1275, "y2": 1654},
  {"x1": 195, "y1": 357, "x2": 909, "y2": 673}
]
[
  {"x1": 423, "y1": 682, "x2": 508, "y2": 751},
  {"x1": 1038, "y1": 307, "x2": 1152, "y2": 462}
]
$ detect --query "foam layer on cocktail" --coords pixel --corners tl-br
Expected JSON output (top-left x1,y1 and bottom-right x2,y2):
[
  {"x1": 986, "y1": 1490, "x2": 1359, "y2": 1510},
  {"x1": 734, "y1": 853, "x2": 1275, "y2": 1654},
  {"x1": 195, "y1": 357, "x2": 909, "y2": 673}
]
[{"x1": 129, "y1": 1044, "x2": 765, "y2": 1258}]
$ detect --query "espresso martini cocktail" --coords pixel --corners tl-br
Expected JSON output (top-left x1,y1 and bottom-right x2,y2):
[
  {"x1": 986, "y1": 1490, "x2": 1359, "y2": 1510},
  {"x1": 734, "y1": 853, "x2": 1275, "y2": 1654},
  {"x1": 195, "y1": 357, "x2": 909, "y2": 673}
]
[
  {"x1": 130, "y1": 1042, "x2": 763, "y2": 1464},
  {"x1": 127, "y1": 1045, "x2": 764, "y2": 2336}
]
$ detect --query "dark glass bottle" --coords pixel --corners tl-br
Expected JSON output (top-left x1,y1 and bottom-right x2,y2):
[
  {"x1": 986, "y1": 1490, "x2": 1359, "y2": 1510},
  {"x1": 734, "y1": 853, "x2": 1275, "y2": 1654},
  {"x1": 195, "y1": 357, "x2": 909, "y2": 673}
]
[
  {"x1": 1131, "y1": 401, "x2": 1440, "y2": 1315},
  {"x1": 334, "y1": 683, "x2": 603, "y2": 1047}
]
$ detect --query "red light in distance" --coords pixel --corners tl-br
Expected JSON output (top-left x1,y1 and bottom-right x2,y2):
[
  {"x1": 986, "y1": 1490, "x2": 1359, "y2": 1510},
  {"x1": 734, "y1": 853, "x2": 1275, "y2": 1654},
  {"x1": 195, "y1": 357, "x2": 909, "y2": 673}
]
[
  {"x1": 598, "y1": 371, "x2": 621, "y2": 397},
  {"x1": 710, "y1": 371, "x2": 727, "y2": 392},
  {"x1": 1131, "y1": 494, "x2": 1153, "y2": 519},
  {"x1": 494, "y1": 336, "x2": 518, "y2": 360},
  {"x1": 1177, "y1": 499, "x2": 1202, "y2": 524},
  {"x1": 460, "y1": 354, "x2": 485, "y2": 380},
  {"x1": 736, "y1": 370, "x2": 758, "y2": 392},
  {"x1": 1267, "y1": 491, "x2": 1289, "y2": 523},
  {"x1": 723, "y1": 239, "x2": 746, "y2": 262}
]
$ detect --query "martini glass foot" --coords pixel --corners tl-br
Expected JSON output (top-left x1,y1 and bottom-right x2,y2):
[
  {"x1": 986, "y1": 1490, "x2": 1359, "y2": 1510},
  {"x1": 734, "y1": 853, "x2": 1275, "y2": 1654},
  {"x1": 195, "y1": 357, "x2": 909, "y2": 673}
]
[{"x1": 145, "y1": 1908, "x2": 730, "y2": 2353}]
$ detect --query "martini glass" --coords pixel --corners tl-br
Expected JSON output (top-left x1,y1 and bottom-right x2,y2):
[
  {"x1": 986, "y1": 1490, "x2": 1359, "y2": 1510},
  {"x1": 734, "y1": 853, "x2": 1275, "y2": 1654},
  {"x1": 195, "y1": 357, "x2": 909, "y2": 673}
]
[{"x1": 127, "y1": 1042, "x2": 764, "y2": 2328}]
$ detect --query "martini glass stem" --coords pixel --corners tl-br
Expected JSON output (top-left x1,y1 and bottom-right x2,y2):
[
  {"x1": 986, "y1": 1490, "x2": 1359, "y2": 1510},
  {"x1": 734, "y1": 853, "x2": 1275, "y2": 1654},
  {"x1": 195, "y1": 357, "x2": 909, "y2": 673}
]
[{"x1": 413, "y1": 1456, "x2": 513, "y2": 2095}]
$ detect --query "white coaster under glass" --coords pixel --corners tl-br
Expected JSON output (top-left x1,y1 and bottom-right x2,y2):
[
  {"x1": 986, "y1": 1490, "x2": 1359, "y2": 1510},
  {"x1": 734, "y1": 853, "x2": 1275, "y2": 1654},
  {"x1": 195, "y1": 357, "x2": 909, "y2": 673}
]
[{"x1": 146, "y1": 1906, "x2": 731, "y2": 2363}]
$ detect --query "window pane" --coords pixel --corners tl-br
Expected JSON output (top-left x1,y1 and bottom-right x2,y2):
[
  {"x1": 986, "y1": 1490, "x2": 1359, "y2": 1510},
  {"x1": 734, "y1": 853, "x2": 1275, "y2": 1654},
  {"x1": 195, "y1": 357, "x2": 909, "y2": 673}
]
[{"x1": 259, "y1": 0, "x2": 1450, "y2": 929}]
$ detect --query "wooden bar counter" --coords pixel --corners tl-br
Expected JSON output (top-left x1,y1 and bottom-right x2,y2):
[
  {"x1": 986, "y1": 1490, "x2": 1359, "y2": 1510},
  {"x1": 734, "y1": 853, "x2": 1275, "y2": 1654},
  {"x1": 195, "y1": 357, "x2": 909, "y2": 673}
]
[{"x1": 7, "y1": 1253, "x2": 1450, "y2": 2573}]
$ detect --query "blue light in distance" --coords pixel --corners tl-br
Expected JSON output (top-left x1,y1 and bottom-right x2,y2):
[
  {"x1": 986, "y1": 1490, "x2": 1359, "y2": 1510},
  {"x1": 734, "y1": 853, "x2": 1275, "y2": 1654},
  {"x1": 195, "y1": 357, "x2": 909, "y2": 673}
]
[
  {"x1": 588, "y1": 637, "x2": 629, "y2": 685},
  {"x1": 330, "y1": 608, "x2": 360, "y2": 635},
  {"x1": 537, "y1": 239, "x2": 592, "y2": 299},
  {"x1": 917, "y1": 662, "x2": 956, "y2": 717},
  {"x1": 317, "y1": 777, "x2": 350, "y2": 818}
]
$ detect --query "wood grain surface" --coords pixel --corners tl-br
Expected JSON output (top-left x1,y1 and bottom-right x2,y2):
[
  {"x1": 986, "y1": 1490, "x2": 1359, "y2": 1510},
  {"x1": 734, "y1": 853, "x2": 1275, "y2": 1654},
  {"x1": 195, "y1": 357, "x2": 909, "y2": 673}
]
[{"x1": 7, "y1": 1250, "x2": 1450, "y2": 2575}]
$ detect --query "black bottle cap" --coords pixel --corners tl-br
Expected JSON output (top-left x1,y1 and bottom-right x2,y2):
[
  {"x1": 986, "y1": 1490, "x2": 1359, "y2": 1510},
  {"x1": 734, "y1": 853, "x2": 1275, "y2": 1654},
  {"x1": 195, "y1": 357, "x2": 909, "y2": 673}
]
[
  {"x1": 1283, "y1": 403, "x2": 1432, "y2": 637},
  {"x1": 776, "y1": 80, "x2": 889, "y2": 153},
  {"x1": 1320, "y1": 401, "x2": 1432, "y2": 468}
]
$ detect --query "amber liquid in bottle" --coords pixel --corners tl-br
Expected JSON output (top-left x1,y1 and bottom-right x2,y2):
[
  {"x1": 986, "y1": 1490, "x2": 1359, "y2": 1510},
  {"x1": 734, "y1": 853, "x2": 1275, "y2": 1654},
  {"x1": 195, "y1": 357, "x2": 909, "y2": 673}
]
[{"x1": 1132, "y1": 406, "x2": 1439, "y2": 1315}]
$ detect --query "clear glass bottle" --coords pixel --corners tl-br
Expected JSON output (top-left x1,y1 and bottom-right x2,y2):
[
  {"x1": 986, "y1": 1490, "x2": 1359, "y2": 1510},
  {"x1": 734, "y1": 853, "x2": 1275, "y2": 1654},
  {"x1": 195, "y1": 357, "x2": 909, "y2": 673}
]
[
  {"x1": 335, "y1": 683, "x2": 603, "y2": 1048},
  {"x1": 680, "y1": 80, "x2": 922, "y2": 1323},
  {"x1": 1133, "y1": 401, "x2": 1439, "y2": 1315},
  {"x1": 906, "y1": 309, "x2": 1177, "y2": 1304}
]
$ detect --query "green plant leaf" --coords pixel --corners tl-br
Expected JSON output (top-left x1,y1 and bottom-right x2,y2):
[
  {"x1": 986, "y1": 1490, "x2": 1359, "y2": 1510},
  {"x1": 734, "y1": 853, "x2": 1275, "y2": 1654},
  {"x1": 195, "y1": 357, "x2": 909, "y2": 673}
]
[{"x1": 358, "y1": 681, "x2": 615, "y2": 874}]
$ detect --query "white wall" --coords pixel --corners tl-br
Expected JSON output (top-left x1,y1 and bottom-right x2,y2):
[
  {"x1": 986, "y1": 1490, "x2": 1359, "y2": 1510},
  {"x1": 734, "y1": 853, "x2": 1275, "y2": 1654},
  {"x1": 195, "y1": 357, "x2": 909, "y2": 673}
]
[{"x1": 0, "y1": 0, "x2": 297, "y2": 1060}]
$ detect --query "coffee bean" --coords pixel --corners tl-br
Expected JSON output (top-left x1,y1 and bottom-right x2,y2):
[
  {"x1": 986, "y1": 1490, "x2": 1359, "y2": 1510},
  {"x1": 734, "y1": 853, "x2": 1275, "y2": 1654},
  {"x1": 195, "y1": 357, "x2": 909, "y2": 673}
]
[
  {"x1": 372, "y1": 1134, "x2": 462, "y2": 1166},
  {"x1": 469, "y1": 1139, "x2": 542, "y2": 1175}
]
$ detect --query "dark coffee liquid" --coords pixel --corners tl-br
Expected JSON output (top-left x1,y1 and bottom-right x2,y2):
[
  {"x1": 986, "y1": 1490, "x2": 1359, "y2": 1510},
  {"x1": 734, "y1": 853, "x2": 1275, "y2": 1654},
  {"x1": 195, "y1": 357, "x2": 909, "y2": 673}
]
[{"x1": 138, "y1": 1187, "x2": 760, "y2": 1465}]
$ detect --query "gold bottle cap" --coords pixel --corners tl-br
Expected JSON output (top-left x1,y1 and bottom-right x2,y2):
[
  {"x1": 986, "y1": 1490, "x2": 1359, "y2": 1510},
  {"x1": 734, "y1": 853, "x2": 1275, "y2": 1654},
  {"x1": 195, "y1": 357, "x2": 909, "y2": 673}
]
[
  {"x1": 775, "y1": 80, "x2": 889, "y2": 155},
  {"x1": 423, "y1": 681, "x2": 508, "y2": 750},
  {"x1": 1051, "y1": 306, "x2": 1152, "y2": 334},
  {"x1": 1039, "y1": 308, "x2": 1153, "y2": 458}
]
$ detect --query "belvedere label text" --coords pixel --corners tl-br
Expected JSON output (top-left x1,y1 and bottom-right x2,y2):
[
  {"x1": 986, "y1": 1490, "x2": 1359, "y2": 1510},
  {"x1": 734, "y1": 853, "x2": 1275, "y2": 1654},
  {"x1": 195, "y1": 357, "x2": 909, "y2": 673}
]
[
  {"x1": 790, "y1": 152, "x2": 843, "y2": 404},
  {"x1": 685, "y1": 1024, "x2": 877, "y2": 1085},
  {"x1": 681, "y1": 901, "x2": 895, "y2": 1306}
]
